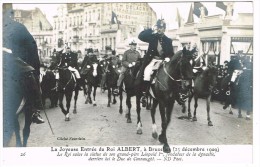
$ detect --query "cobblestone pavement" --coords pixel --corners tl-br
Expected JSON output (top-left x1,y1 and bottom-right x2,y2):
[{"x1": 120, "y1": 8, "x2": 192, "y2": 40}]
[{"x1": 8, "y1": 88, "x2": 253, "y2": 147}]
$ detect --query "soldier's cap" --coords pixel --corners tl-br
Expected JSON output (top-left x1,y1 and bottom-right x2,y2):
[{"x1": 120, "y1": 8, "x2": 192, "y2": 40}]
[
  {"x1": 156, "y1": 19, "x2": 166, "y2": 29},
  {"x1": 129, "y1": 40, "x2": 137, "y2": 45},
  {"x1": 112, "y1": 50, "x2": 116, "y2": 55},
  {"x1": 86, "y1": 48, "x2": 93, "y2": 54}
]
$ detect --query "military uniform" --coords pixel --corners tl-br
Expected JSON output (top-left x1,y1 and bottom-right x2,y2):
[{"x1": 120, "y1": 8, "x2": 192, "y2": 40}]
[
  {"x1": 138, "y1": 28, "x2": 173, "y2": 82},
  {"x1": 117, "y1": 48, "x2": 141, "y2": 86}
]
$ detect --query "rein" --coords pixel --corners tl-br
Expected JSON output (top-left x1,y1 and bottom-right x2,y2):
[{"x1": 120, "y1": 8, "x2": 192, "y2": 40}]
[
  {"x1": 61, "y1": 70, "x2": 73, "y2": 91},
  {"x1": 163, "y1": 62, "x2": 182, "y2": 82}
]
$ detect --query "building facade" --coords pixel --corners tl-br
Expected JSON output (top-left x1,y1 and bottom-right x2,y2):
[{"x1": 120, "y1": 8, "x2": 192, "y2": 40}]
[
  {"x1": 53, "y1": 3, "x2": 156, "y2": 55},
  {"x1": 13, "y1": 8, "x2": 53, "y2": 61},
  {"x1": 168, "y1": 12, "x2": 253, "y2": 66}
]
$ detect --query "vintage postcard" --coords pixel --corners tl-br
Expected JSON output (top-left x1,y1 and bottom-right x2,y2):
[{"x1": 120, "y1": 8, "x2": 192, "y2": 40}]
[{"x1": 1, "y1": 0, "x2": 259, "y2": 166}]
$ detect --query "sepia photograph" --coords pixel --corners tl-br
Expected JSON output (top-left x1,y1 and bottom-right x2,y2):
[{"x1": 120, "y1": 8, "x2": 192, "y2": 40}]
[{"x1": 1, "y1": 0, "x2": 259, "y2": 166}]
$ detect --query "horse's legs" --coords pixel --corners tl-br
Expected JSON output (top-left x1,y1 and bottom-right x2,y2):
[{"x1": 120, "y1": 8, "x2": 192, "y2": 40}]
[
  {"x1": 151, "y1": 99, "x2": 159, "y2": 139},
  {"x1": 126, "y1": 94, "x2": 132, "y2": 123},
  {"x1": 112, "y1": 93, "x2": 117, "y2": 104},
  {"x1": 158, "y1": 101, "x2": 171, "y2": 153},
  {"x1": 206, "y1": 95, "x2": 213, "y2": 126},
  {"x1": 73, "y1": 89, "x2": 79, "y2": 114},
  {"x1": 65, "y1": 91, "x2": 73, "y2": 113},
  {"x1": 13, "y1": 115, "x2": 22, "y2": 147},
  {"x1": 59, "y1": 92, "x2": 68, "y2": 117},
  {"x1": 192, "y1": 95, "x2": 198, "y2": 122},
  {"x1": 246, "y1": 110, "x2": 251, "y2": 120},
  {"x1": 23, "y1": 108, "x2": 32, "y2": 147},
  {"x1": 107, "y1": 87, "x2": 111, "y2": 107},
  {"x1": 87, "y1": 85, "x2": 92, "y2": 104},
  {"x1": 187, "y1": 93, "x2": 193, "y2": 118},
  {"x1": 238, "y1": 108, "x2": 243, "y2": 118},
  {"x1": 119, "y1": 88, "x2": 123, "y2": 114},
  {"x1": 136, "y1": 95, "x2": 142, "y2": 134},
  {"x1": 93, "y1": 86, "x2": 97, "y2": 106}
]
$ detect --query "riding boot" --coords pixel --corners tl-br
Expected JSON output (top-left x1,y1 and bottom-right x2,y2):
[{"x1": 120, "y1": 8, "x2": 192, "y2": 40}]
[
  {"x1": 24, "y1": 71, "x2": 45, "y2": 124},
  {"x1": 142, "y1": 81, "x2": 150, "y2": 97},
  {"x1": 76, "y1": 78, "x2": 83, "y2": 90}
]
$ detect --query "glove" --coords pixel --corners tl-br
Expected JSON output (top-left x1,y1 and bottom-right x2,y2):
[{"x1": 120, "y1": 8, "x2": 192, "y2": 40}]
[
  {"x1": 132, "y1": 62, "x2": 136, "y2": 66},
  {"x1": 164, "y1": 57, "x2": 170, "y2": 62},
  {"x1": 87, "y1": 65, "x2": 91, "y2": 68},
  {"x1": 128, "y1": 64, "x2": 133, "y2": 68}
]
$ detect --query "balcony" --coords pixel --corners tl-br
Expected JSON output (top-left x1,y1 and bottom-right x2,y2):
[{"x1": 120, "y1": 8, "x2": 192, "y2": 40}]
[{"x1": 101, "y1": 24, "x2": 119, "y2": 33}]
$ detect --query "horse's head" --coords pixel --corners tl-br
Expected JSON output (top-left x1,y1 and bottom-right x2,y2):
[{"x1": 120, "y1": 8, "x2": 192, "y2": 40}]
[{"x1": 171, "y1": 51, "x2": 193, "y2": 81}]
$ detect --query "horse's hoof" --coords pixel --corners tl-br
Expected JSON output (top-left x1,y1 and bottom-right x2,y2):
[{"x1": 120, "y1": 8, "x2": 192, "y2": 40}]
[
  {"x1": 93, "y1": 104, "x2": 97, "y2": 106},
  {"x1": 229, "y1": 111, "x2": 233, "y2": 115},
  {"x1": 112, "y1": 100, "x2": 117, "y2": 104},
  {"x1": 238, "y1": 115, "x2": 242, "y2": 118},
  {"x1": 192, "y1": 117, "x2": 197, "y2": 122},
  {"x1": 208, "y1": 121, "x2": 213, "y2": 126},
  {"x1": 119, "y1": 109, "x2": 123, "y2": 114},
  {"x1": 125, "y1": 113, "x2": 128, "y2": 118},
  {"x1": 152, "y1": 132, "x2": 158, "y2": 139},
  {"x1": 246, "y1": 117, "x2": 251, "y2": 120},
  {"x1": 137, "y1": 129, "x2": 142, "y2": 135},
  {"x1": 65, "y1": 117, "x2": 70, "y2": 121},
  {"x1": 188, "y1": 113, "x2": 192, "y2": 119},
  {"x1": 158, "y1": 134, "x2": 166, "y2": 144},
  {"x1": 73, "y1": 110, "x2": 77, "y2": 114},
  {"x1": 85, "y1": 101, "x2": 88, "y2": 104},
  {"x1": 107, "y1": 104, "x2": 110, "y2": 107},
  {"x1": 163, "y1": 143, "x2": 171, "y2": 153},
  {"x1": 127, "y1": 118, "x2": 132, "y2": 123}
]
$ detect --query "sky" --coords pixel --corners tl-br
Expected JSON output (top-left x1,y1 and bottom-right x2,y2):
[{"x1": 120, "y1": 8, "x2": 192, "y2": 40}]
[{"x1": 12, "y1": 1, "x2": 253, "y2": 29}]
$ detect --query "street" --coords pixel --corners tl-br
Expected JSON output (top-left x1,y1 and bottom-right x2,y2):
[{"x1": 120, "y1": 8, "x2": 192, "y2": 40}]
[{"x1": 8, "y1": 88, "x2": 253, "y2": 147}]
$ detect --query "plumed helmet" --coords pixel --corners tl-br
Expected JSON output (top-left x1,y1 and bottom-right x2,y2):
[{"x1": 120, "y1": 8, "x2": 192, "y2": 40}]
[{"x1": 156, "y1": 19, "x2": 166, "y2": 29}]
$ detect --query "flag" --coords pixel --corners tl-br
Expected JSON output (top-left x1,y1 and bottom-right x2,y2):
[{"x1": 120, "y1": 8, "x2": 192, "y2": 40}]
[
  {"x1": 216, "y1": 2, "x2": 233, "y2": 16},
  {"x1": 39, "y1": 20, "x2": 43, "y2": 30},
  {"x1": 175, "y1": 7, "x2": 182, "y2": 27},
  {"x1": 187, "y1": 4, "x2": 194, "y2": 23},
  {"x1": 111, "y1": 11, "x2": 120, "y2": 24},
  {"x1": 216, "y1": 1, "x2": 227, "y2": 11},
  {"x1": 193, "y1": 2, "x2": 208, "y2": 17}
]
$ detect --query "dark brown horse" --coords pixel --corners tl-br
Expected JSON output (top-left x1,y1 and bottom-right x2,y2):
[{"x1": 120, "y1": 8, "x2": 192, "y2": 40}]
[
  {"x1": 82, "y1": 62, "x2": 102, "y2": 106},
  {"x1": 118, "y1": 60, "x2": 143, "y2": 134},
  {"x1": 57, "y1": 67, "x2": 79, "y2": 121},
  {"x1": 3, "y1": 68, "x2": 38, "y2": 147},
  {"x1": 186, "y1": 65, "x2": 218, "y2": 126},
  {"x1": 149, "y1": 50, "x2": 193, "y2": 153},
  {"x1": 104, "y1": 59, "x2": 120, "y2": 107}
]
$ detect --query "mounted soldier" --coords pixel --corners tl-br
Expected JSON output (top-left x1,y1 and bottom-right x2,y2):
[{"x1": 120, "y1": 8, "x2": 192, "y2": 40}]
[
  {"x1": 113, "y1": 41, "x2": 141, "y2": 94},
  {"x1": 57, "y1": 46, "x2": 83, "y2": 90},
  {"x1": 3, "y1": 3, "x2": 44, "y2": 124},
  {"x1": 137, "y1": 19, "x2": 174, "y2": 97}
]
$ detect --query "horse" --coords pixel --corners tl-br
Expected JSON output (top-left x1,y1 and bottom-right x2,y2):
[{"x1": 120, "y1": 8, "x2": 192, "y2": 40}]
[
  {"x1": 57, "y1": 66, "x2": 79, "y2": 121},
  {"x1": 3, "y1": 68, "x2": 38, "y2": 147},
  {"x1": 186, "y1": 65, "x2": 218, "y2": 126},
  {"x1": 149, "y1": 50, "x2": 193, "y2": 153},
  {"x1": 82, "y1": 61, "x2": 102, "y2": 106},
  {"x1": 104, "y1": 59, "x2": 120, "y2": 107},
  {"x1": 118, "y1": 60, "x2": 143, "y2": 134},
  {"x1": 40, "y1": 69, "x2": 58, "y2": 108}
]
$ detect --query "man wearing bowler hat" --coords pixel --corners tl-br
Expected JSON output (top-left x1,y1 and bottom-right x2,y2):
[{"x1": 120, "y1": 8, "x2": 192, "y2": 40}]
[{"x1": 113, "y1": 40, "x2": 141, "y2": 94}]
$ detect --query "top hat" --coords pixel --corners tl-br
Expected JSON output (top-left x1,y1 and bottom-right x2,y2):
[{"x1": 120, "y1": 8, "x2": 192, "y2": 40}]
[{"x1": 129, "y1": 40, "x2": 137, "y2": 45}]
